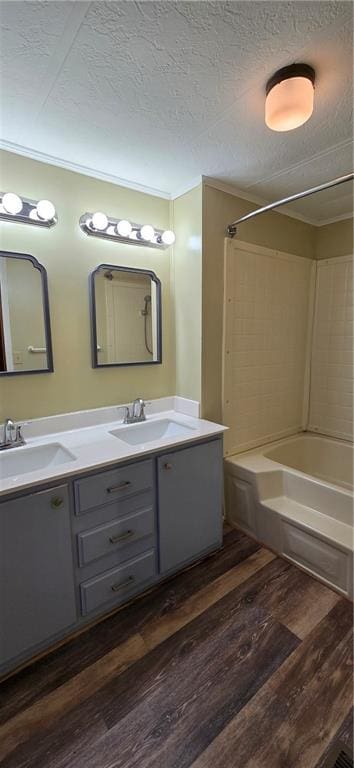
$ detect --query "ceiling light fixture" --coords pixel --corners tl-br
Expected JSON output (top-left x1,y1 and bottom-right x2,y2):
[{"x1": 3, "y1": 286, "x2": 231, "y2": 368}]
[
  {"x1": 265, "y1": 63, "x2": 315, "y2": 132},
  {"x1": 0, "y1": 192, "x2": 57, "y2": 227},
  {"x1": 79, "y1": 212, "x2": 175, "y2": 250}
]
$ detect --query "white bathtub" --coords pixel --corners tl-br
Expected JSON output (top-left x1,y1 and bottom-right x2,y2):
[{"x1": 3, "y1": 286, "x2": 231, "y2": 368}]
[
  {"x1": 225, "y1": 433, "x2": 353, "y2": 598},
  {"x1": 264, "y1": 434, "x2": 353, "y2": 491}
]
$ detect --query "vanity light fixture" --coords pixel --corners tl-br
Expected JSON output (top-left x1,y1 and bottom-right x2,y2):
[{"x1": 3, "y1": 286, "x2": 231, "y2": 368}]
[
  {"x1": 80, "y1": 212, "x2": 175, "y2": 250},
  {"x1": 265, "y1": 63, "x2": 315, "y2": 132},
  {"x1": 0, "y1": 192, "x2": 57, "y2": 227}
]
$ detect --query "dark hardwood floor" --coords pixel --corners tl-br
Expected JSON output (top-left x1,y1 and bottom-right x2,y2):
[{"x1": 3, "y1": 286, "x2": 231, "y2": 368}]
[{"x1": 0, "y1": 528, "x2": 352, "y2": 768}]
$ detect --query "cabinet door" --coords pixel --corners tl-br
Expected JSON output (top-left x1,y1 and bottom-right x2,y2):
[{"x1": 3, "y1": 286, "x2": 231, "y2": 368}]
[
  {"x1": 0, "y1": 485, "x2": 77, "y2": 667},
  {"x1": 157, "y1": 440, "x2": 223, "y2": 575}
]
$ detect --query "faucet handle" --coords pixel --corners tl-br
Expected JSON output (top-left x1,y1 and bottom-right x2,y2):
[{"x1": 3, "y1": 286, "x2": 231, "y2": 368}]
[
  {"x1": 6, "y1": 419, "x2": 15, "y2": 440},
  {"x1": 16, "y1": 424, "x2": 25, "y2": 444},
  {"x1": 133, "y1": 398, "x2": 146, "y2": 419},
  {"x1": 120, "y1": 406, "x2": 131, "y2": 423}
]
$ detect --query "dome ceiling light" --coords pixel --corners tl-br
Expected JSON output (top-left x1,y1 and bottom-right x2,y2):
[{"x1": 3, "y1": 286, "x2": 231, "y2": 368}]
[{"x1": 265, "y1": 63, "x2": 315, "y2": 132}]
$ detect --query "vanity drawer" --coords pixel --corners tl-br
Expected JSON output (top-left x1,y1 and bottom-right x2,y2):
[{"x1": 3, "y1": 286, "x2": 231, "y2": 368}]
[
  {"x1": 80, "y1": 550, "x2": 156, "y2": 615},
  {"x1": 77, "y1": 506, "x2": 154, "y2": 566},
  {"x1": 74, "y1": 460, "x2": 153, "y2": 514}
]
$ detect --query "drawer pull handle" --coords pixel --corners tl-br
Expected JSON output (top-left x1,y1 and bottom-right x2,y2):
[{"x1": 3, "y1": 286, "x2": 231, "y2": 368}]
[
  {"x1": 51, "y1": 496, "x2": 64, "y2": 509},
  {"x1": 164, "y1": 463, "x2": 172, "y2": 470},
  {"x1": 111, "y1": 575, "x2": 135, "y2": 593},
  {"x1": 107, "y1": 481, "x2": 131, "y2": 494},
  {"x1": 109, "y1": 529, "x2": 134, "y2": 544}
]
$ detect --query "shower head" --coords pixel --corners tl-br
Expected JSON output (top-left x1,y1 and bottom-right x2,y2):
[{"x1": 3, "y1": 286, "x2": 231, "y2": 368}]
[{"x1": 141, "y1": 294, "x2": 152, "y2": 318}]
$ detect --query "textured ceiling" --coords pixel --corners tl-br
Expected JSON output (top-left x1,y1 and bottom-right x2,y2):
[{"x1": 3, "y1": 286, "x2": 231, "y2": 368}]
[{"x1": 0, "y1": 0, "x2": 353, "y2": 223}]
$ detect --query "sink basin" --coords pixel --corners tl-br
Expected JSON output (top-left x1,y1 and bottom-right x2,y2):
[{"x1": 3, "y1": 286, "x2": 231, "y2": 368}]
[
  {"x1": 110, "y1": 419, "x2": 196, "y2": 446},
  {"x1": 0, "y1": 443, "x2": 76, "y2": 480}
]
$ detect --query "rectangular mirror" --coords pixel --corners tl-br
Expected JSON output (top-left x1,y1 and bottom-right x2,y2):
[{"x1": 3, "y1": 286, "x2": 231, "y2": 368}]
[
  {"x1": 0, "y1": 251, "x2": 53, "y2": 376},
  {"x1": 90, "y1": 264, "x2": 162, "y2": 367}
]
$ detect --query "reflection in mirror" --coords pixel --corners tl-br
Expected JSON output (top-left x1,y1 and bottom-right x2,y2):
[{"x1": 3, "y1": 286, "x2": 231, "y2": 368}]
[
  {"x1": 90, "y1": 265, "x2": 162, "y2": 367},
  {"x1": 0, "y1": 251, "x2": 53, "y2": 376}
]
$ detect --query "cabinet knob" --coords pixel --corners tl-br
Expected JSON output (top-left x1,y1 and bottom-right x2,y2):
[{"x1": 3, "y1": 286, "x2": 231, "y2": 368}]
[
  {"x1": 164, "y1": 463, "x2": 172, "y2": 470},
  {"x1": 51, "y1": 496, "x2": 64, "y2": 509}
]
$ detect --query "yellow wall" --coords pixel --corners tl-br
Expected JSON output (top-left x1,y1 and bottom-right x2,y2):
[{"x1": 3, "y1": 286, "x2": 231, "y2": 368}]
[
  {"x1": 201, "y1": 182, "x2": 317, "y2": 422},
  {"x1": 0, "y1": 151, "x2": 174, "y2": 421},
  {"x1": 171, "y1": 185, "x2": 203, "y2": 401},
  {"x1": 2, "y1": 151, "x2": 351, "y2": 427},
  {"x1": 315, "y1": 218, "x2": 353, "y2": 259}
]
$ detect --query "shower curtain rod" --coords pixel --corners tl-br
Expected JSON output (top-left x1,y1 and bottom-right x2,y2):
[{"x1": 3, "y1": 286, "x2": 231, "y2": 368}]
[{"x1": 226, "y1": 172, "x2": 354, "y2": 237}]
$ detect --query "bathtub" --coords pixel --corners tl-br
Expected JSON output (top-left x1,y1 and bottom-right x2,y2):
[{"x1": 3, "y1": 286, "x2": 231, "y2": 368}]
[
  {"x1": 225, "y1": 433, "x2": 353, "y2": 598},
  {"x1": 264, "y1": 434, "x2": 353, "y2": 490}
]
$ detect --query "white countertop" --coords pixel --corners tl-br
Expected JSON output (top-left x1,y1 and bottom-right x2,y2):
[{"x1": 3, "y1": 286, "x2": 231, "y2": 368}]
[{"x1": 0, "y1": 400, "x2": 226, "y2": 497}]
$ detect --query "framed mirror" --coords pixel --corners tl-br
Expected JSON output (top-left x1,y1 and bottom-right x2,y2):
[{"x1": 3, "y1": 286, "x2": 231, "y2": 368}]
[
  {"x1": 0, "y1": 251, "x2": 53, "y2": 376},
  {"x1": 90, "y1": 264, "x2": 162, "y2": 367}
]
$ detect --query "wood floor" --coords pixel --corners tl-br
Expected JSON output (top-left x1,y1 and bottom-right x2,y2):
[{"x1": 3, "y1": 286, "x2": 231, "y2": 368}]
[{"x1": 0, "y1": 528, "x2": 352, "y2": 768}]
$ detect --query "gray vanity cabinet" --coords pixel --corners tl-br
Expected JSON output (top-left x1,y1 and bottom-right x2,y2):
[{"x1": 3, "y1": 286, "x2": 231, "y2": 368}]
[
  {"x1": 157, "y1": 439, "x2": 223, "y2": 575},
  {"x1": 0, "y1": 485, "x2": 76, "y2": 666},
  {"x1": 0, "y1": 435, "x2": 224, "y2": 676}
]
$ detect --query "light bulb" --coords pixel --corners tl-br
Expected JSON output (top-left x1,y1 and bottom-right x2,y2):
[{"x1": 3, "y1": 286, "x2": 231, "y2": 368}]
[
  {"x1": 161, "y1": 229, "x2": 175, "y2": 245},
  {"x1": 116, "y1": 219, "x2": 132, "y2": 237},
  {"x1": 140, "y1": 224, "x2": 155, "y2": 241},
  {"x1": 36, "y1": 199, "x2": 56, "y2": 221},
  {"x1": 91, "y1": 211, "x2": 108, "y2": 230},
  {"x1": 29, "y1": 208, "x2": 39, "y2": 220},
  {"x1": 2, "y1": 192, "x2": 23, "y2": 215}
]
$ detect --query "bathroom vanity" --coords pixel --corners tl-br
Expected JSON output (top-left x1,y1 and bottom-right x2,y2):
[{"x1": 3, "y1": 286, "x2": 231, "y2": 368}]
[{"x1": 0, "y1": 401, "x2": 225, "y2": 677}]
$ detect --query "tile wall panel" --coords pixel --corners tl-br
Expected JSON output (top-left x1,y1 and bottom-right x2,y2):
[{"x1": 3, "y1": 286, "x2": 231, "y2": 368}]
[
  {"x1": 308, "y1": 255, "x2": 353, "y2": 441},
  {"x1": 223, "y1": 240, "x2": 314, "y2": 455}
]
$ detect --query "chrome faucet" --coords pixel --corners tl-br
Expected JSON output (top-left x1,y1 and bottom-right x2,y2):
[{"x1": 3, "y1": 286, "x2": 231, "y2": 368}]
[
  {"x1": 123, "y1": 399, "x2": 147, "y2": 424},
  {"x1": 1, "y1": 418, "x2": 26, "y2": 451}
]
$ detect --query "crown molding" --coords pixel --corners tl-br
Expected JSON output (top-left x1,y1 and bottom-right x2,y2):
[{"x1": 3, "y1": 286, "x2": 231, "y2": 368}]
[
  {"x1": 0, "y1": 140, "x2": 171, "y2": 200},
  {"x1": 1, "y1": 141, "x2": 352, "y2": 228},
  {"x1": 201, "y1": 176, "x2": 318, "y2": 226},
  {"x1": 203, "y1": 175, "x2": 272, "y2": 207},
  {"x1": 170, "y1": 177, "x2": 203, "y2": 200},
  {"x1": 247, "y1": 138, "x2": 353, "y2": 191},
  {"x1": 316, "y1": 212, "x2": 354, "y2": 226}
]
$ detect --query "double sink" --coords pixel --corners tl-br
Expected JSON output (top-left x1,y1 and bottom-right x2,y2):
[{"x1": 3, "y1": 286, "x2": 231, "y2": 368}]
[{"x1": 0, "y1": 419, "x2": 196, "y2": 480}]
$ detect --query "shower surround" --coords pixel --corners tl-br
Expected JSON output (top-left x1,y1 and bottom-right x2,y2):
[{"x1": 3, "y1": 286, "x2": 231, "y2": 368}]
[{"x1": 223, "y1": 240, "x2": 353, "y2": 597}]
